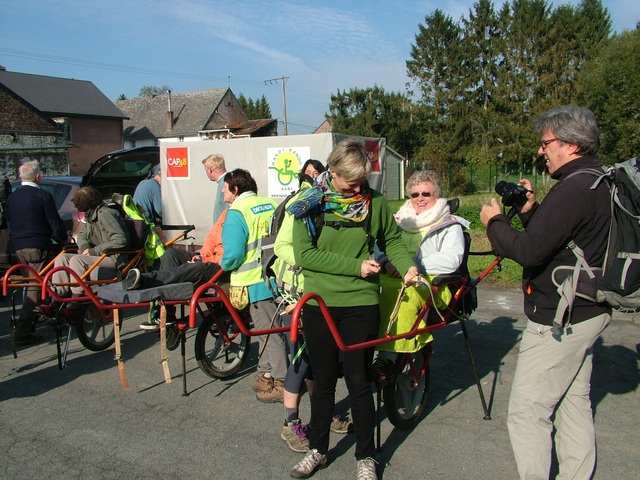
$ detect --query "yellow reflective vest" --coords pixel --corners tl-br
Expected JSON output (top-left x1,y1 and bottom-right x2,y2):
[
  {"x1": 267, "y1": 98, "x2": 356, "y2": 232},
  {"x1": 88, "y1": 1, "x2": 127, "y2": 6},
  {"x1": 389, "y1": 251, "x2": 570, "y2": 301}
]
[{"x1": 229, "y1": 194, "x2": 277, "y2": 287}]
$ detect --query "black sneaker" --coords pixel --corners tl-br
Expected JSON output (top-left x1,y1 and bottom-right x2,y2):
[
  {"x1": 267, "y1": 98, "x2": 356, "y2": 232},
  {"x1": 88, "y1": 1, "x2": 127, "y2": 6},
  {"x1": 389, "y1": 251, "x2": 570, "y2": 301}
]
[
  {"x1": 139, "y1": 311, "x2": 177, "y2": 330},
  {"x1": 123, "y1": 268, "x2": 141, "y2": 291}
]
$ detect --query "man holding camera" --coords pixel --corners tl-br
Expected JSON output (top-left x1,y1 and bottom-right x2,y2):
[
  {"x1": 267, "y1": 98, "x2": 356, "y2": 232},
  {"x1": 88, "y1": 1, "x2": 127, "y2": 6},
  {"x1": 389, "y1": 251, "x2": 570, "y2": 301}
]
[{"x1": 480, "y1": 106, "x2": 612, "y2": 480}]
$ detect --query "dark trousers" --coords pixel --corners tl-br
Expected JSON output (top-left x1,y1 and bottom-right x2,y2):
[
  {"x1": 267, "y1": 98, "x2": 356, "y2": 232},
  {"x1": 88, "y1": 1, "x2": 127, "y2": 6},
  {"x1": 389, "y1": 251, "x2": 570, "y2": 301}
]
[
  {"x1": 15, "y1": 248, "x2": 55, "y2": 335},
  {"x1": 303, "y1": 304, "x2": 379, "y2": 460},
  {"x1": 140, "y1": 261, "x2": 220, "y2": 289}
]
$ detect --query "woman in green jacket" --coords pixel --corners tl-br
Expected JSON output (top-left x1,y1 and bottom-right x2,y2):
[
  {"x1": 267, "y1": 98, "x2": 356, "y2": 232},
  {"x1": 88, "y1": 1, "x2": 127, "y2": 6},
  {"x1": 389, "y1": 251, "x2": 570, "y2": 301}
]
[{"x1": 288, "y1": 139, "x2": 418, "y2": 480}]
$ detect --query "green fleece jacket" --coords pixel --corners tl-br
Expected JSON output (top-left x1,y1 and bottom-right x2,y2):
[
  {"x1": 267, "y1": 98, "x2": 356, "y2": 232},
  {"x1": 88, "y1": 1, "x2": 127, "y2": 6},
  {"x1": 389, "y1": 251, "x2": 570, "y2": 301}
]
[{"x1": 292, "y1": 190, "x2": 415, "y2": 307}]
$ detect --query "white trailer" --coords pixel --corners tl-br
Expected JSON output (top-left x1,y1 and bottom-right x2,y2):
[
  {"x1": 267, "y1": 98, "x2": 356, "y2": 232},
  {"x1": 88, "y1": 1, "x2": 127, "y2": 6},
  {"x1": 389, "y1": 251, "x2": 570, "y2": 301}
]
[{"x1": 159, "y1": 132, "x2": 403, "y2": 247}]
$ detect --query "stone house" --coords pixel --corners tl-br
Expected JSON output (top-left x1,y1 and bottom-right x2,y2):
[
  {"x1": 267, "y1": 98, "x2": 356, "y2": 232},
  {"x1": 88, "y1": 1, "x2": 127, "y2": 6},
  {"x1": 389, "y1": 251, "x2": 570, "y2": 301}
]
[
  {"x1": 0, "y1": 82, "x2": 68, "y2": 178},
  {"x1": 0, "y1": 70, "x2": 126, "y2": 176}
]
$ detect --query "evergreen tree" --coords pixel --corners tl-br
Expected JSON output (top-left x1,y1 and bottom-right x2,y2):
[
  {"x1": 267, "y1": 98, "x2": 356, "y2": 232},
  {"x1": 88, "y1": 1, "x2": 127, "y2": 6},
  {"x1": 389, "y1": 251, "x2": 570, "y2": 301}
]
[
  {"x1": 327, "y1": 86, "x2": 417, "y2": 158},
  {"x1": 580, "y1": 29, "x2": 640, "y2": 163},
  {"x1": 237, "y1": 94, "x2": 272, "y2": 119},
  {"x1": 457, "y1": 0, "x2": 502, "y2": 164},
  {"x1": 406, "y1": 9, "x2": 462, "y2": 165}
]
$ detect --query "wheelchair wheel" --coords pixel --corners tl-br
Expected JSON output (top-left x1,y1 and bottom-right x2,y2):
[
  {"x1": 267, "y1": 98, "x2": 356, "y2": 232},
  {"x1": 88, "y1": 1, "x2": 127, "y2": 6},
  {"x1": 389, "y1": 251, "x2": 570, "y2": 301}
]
[
  {"x1": 75, "y1": 303, "x2": 115, "y2": 351},
  {"x1": 383, "y1": 343, "x2": 432, "y2": 429},
  {"x1": 194, "y1": 312, "x2": 248, "y2": 378}
]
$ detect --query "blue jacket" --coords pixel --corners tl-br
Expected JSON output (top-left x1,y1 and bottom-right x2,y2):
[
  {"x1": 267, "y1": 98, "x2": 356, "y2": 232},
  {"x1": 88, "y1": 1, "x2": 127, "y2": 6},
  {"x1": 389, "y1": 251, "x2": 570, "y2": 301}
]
[
  {"x1": 221, "y1": 194, "x2": 275, "y2": 303},
  {"x1": 133, "y1": 178, "x2": 162, "y2": 223},
  {"x1": 6, "y1": 183, "x2": 68, "y2": 251}
]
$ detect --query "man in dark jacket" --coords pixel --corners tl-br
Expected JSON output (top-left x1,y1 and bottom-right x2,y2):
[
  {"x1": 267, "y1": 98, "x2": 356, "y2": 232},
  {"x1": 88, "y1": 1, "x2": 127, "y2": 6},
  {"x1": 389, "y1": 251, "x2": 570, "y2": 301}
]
[
  {"x1": 480, "y1": 106, "x2": 612, "y2": 480},
  {"x1": 6, "y1": 161, "x2": 70, "y2": 345}
]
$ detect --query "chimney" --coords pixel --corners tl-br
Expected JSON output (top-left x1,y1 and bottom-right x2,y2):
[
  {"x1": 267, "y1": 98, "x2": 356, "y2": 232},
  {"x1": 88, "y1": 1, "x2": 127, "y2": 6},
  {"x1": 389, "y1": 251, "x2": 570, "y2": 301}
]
[
  {"x1": 166, "y1": 111, "x2": 174, "y2": 131},
  {"x1": 166, "y1": 89, "x2": 173, "y2": 131}
]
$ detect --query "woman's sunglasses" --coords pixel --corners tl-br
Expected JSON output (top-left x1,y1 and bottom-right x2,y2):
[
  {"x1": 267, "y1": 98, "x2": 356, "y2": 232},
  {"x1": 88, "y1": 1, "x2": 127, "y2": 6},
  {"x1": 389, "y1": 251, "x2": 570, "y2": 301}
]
[{"x1": 410, "y1": 192, "x2": 432, "y2": 198}]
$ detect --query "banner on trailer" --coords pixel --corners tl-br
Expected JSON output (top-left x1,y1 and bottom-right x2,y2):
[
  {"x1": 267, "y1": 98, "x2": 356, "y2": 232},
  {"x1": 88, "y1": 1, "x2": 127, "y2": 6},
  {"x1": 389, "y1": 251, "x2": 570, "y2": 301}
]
[{"x1": 267, "y1": 146, "x2": 311, "y2": 197}]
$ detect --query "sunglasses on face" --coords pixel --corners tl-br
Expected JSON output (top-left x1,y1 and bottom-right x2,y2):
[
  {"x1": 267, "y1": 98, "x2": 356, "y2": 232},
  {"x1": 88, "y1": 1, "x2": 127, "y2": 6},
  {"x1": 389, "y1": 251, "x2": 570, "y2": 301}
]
[{"x1": 410, "y1": 192, "x2": 433, "y2": 198}]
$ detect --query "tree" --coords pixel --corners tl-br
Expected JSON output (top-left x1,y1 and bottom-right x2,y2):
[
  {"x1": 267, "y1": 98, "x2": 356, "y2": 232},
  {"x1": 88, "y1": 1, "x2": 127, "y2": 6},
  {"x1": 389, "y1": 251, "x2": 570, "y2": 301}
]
[
  {"x1": 457, "y1": 0, "x2": 502, "y2": 164},
  {"x1": 116, "y1": 94, "x2": 127, "y2": 101},
  {"x1": 326, "y1": 86, "x2": 418, "y2": 159},
  {"x1": 237, "y1": 94, "x2": 272, "y2": 119},
  {"x1": 580, "y1": 29, "x2": 640, "y2": 163},
  {"x1": 406, "y1": 9, "x2": 464, "y2": 165},
  {"x1": 496, "y1": 0, "x2": 554, "y2": 165},
  {"x1": 138, "y1": 85, "x2": 172, "y2": 97}
]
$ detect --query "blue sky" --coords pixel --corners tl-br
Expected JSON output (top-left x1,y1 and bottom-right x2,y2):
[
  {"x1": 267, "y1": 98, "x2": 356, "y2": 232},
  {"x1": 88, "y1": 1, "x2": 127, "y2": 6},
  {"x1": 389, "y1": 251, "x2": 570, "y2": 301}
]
[{"x1": 1, "y1": 1, "x2": 638, "y2": 135}]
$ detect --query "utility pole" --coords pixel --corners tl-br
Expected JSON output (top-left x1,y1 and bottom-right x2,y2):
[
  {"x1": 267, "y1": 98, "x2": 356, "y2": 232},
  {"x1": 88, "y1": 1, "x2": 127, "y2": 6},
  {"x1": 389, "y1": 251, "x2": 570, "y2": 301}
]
[{"x1": 264, "y1": 76, "x2": 289, "y2": 135}]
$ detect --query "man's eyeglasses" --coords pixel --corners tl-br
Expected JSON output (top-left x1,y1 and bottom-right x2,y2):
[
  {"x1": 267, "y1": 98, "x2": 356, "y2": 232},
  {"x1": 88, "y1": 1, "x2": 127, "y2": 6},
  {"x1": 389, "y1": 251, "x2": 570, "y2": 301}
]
[
  {"x1": 540, "y1": 138, "x2": 558, "y2": 150},
  {"x1": 410, "y1": 192, "x2": 433, "y2": 198}
]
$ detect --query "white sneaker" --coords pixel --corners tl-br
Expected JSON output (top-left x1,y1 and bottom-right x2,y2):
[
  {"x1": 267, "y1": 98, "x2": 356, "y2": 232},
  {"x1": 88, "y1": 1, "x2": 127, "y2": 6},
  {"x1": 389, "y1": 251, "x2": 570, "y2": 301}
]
[
  {"x1": 290, "y1": 448, "x2": 327, "y2": 478},
  {"x1": 356, "y1": 457, "x2": 378, "y2": 480}
]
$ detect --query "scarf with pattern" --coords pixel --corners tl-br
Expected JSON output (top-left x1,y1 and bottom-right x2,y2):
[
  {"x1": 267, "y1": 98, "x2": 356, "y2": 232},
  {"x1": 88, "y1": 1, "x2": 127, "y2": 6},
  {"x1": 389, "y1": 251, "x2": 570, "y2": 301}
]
[{"x1": 286, "y1": 171, "x2": 371, "y2": 238}]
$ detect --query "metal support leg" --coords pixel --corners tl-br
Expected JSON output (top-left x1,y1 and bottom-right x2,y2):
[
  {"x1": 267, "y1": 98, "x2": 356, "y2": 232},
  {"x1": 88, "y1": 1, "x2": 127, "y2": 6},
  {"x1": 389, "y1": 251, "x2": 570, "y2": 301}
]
[
  {"x1": 459, "y1": 319, "x2": 491, "y2": 420},
  {"x1": 181, "y1": 330, "x2": 189, "y2": 396}
]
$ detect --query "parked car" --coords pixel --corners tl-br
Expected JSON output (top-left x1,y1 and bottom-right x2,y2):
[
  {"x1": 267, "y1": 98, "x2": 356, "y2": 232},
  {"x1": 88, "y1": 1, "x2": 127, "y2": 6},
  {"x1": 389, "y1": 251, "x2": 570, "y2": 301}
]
[{"x1": 1, "y1": 146, "x2": 159, "y2": 267}]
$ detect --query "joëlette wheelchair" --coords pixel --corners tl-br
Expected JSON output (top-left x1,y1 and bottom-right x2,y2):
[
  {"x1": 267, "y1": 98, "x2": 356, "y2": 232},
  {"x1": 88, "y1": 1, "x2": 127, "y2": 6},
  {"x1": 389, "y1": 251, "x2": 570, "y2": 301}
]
[{"x1": 3, "y1": 218, "x2": 195, "y2": 369}]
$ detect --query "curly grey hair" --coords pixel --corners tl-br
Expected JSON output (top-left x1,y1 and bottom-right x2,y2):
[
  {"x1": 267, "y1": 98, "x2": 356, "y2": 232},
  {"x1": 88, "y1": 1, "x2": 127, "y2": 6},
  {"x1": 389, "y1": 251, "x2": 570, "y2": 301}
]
[{"x1": 405, "y1": 170, "x2": 441, "y2": 198}]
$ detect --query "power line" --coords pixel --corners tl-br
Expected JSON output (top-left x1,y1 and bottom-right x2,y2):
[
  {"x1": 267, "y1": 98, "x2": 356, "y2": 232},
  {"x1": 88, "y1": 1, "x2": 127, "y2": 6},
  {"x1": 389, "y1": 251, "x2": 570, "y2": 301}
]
[
  {"x1": 264, "y1": 76, "x2": 289, "y2": 135},
  {"x1": 0, "y1": 48, "x2": 331, "y2": 99}
]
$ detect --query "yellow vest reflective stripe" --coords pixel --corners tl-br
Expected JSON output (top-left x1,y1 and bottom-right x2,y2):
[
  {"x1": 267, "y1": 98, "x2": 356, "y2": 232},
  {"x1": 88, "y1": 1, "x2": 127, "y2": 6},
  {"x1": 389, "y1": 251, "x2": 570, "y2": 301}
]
[
  {"x1": 121, "y1": 194, "x2": 166, "y2": 264},
  {"x1": 230, "y1": 195, "x2": 277, "y2": 286}
]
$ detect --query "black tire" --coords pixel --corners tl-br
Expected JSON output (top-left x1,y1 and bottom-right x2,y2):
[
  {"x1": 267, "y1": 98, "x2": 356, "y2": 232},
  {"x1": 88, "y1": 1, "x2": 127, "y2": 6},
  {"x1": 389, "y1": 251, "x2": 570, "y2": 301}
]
[
  {"x1": 383, "y1": 343, "x2": 432, "y2": 429},
  {"x1": 194, "y1": 313, "x2": 249, "y2": 378},
  {"x1": 75, "y1": 303, "x2": 115, "y2": 352}
]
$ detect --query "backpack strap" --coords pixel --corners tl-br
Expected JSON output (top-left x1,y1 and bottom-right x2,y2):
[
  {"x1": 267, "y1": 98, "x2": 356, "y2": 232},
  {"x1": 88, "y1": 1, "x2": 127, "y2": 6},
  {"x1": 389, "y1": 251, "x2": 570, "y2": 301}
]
[
  {"x1": 553, "y1": 241, "x2": 598, "y2": 330},
  {"x1": 554, "y1": 166, "x2": 617, "y2": 329},
  {"x1": 316, "y1": 211, "x2": 374, "y2": 255}
]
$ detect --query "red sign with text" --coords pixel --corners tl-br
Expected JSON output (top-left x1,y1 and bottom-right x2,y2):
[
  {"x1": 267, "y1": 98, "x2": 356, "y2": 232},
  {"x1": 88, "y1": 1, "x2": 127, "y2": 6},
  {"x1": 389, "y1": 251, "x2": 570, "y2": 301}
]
[
  {"x1": 166, "y1": 147, "x2": 189, "y2": 178},
  {"x1": 365, "y1": 140, "x2": 381, "y2": 172}
]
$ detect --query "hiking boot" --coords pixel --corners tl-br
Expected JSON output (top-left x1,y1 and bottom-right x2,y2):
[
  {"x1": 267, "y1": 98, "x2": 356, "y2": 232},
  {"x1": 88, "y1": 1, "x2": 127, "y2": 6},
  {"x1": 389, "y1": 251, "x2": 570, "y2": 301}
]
[
  {"x1": 281, "y1": 420, "x2": 309, "y2": 453},
  {"x1": 252, "y1": 373, "x2": 274, "y2": 393},
  {"x1": 256, "y1": 378, "x2": 284, "y2": 403},
  {"x1": 290, "y1": 449, "x2": 327, "y2": 479},
  {"x1": 356, "y1": 458, "x2": 378, "y2": 480},
  {"x1": 123, "y1": 268, "x2": 141, "y2": 290},
  {"x1": 330, "y1": 414, "x2": 353, "y2": 434}
]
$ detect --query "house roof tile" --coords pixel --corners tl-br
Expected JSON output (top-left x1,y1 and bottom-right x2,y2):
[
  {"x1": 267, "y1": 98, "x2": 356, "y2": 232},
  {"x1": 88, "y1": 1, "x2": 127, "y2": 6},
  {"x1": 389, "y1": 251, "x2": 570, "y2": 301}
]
[
  {"x1": 116, "y1": 89, "x2": 229, "y2": 139},
  {"x1": 0, "y1": 70, "x2": 126, "y2": 119}
]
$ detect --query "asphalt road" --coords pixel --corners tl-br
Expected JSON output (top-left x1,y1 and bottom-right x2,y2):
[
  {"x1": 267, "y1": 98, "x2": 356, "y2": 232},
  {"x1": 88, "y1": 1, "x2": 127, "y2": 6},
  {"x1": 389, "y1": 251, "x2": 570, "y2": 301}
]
[{"x1": 1, "y1": 285, "x2": 638, "y2": 480}]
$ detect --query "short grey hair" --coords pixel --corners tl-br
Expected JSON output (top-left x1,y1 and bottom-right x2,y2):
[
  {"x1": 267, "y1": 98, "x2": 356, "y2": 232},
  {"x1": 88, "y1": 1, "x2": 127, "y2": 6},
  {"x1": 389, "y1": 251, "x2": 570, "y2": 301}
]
[
  {"x1": 534, "y1": 106, "x2": 600, "y2": 156},
  {"x1": 405, "y1": 170, "x2": 441, "y2": 197},
  {"x1": 19, "y1": 160, "x2": 40, "y2": 182}
]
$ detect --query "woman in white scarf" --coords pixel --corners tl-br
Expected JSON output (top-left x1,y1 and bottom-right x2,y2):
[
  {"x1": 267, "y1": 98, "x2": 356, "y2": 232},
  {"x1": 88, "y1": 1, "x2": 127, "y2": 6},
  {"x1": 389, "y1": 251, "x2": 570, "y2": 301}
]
[{"x1": 377, "y1": 170, "x2": 468, "y2": 353}]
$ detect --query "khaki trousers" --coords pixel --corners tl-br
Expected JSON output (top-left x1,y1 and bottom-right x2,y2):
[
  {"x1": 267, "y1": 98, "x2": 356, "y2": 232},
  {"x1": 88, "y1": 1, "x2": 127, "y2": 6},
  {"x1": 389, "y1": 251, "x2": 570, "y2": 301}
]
[{"x1": 507, "y1": 314, "x2": 610, "y2": 480}]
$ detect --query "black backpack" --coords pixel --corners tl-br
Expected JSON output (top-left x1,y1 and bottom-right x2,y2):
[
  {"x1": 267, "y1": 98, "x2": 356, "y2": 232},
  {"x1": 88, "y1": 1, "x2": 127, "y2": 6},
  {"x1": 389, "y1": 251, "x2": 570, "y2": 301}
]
[{"x1": 554, "y1": 158, "x2": 640, "y2": 318}]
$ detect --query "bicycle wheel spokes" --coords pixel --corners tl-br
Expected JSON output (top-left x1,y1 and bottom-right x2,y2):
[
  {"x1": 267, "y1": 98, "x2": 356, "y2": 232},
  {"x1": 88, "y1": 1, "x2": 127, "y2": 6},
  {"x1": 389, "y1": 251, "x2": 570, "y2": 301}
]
[
  {"x1": 195, "y1": 313, "x2": 248, "y2": 378},
  {"x1": 75, "y1": 304, "x2": 114, "y2": 352},
  {"x1": 383, "y1": 344, "x2": 431, "y2": 429}
]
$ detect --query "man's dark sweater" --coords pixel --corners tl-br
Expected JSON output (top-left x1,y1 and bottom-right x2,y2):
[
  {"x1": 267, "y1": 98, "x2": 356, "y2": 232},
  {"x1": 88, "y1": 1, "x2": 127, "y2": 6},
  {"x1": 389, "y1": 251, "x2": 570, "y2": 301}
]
[{"x1": 6, "y1": 183, "x2": 68, "y2": 251}]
